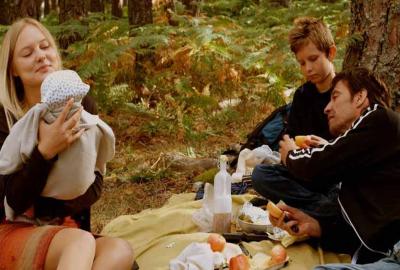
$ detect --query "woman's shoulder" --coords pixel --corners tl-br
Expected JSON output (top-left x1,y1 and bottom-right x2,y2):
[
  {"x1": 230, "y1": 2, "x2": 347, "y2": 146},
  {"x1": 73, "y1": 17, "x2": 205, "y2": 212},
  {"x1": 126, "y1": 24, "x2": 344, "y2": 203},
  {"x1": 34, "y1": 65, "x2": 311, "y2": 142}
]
[{"x1": 82, "y1": 96, "x2": 98, "y2": 115}]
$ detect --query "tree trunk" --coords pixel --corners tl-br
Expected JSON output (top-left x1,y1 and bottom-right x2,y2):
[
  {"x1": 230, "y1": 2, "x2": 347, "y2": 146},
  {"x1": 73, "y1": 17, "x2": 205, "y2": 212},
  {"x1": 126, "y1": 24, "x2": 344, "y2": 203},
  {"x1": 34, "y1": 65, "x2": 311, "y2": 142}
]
[
  {"x1": 44, "y1": 0, "x2": 50, "y2": 15},
  {"x1": 0, "y1": 0, "x2": 11, "y2": 24},
  {"x1": 58, "y1": 0, "x2": 86, "y2": 49},
  {"x1": 90, "y1": 0, "x2": 104, "y2": 12},
  {"x1": 59, "y1": 0, "x2": 86, "y2": 22},
  {"x1": 36, "y1": 0, "x2": 43, "y2": 19},
  {"x1": 111, "y1": 0, "x2": 123, "y2": 18},
  {"x1": 343, "y1": 0, "x2": 400, "y2": 110},
  {"x1": 128, "y1": 0, "x2": 152, "y2": 26},
  {"x1": 51, "y1": 0, "x2": 57, "y2": 10},
  {"x1": 1, "y1": 0, "x2": 39, "y2": 24},
  {"x1": 181, "y1": 0, "x2": 200, "y2": 16}
]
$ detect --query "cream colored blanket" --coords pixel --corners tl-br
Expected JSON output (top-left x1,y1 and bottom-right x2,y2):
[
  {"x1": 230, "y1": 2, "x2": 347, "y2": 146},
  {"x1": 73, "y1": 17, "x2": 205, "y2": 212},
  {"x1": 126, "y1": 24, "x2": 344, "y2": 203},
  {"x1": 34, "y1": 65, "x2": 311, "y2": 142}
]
[{"x1": 102, "y1": 194, "x2": 350, "y2": 270}]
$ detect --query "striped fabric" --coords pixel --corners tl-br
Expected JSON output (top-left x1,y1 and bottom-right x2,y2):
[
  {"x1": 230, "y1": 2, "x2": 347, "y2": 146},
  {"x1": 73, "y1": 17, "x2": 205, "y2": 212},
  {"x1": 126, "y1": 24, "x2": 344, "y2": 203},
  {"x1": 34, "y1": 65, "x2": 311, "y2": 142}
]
[{"x1": 0, "y1": 223, "x2": 65, "y2": 270}]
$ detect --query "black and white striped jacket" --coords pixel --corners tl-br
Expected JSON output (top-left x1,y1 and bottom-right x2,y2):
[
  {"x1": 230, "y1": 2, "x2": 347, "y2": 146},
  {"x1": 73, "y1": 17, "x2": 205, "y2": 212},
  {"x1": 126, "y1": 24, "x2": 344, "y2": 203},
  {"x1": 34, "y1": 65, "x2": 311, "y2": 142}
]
[{"x1": 286, "y1": 104, "x2": 400, "y2": 255}]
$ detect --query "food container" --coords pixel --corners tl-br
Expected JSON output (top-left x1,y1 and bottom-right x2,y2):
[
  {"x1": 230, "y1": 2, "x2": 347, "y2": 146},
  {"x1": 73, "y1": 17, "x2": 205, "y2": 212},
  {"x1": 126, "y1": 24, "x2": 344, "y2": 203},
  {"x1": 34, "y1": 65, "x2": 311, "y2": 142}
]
[
  {"x1": 237, "y1": 218, "x2": 273, "y2": 234},
  {"x1": 237, "y1": 202, "x2": 273, "y2": 234}
]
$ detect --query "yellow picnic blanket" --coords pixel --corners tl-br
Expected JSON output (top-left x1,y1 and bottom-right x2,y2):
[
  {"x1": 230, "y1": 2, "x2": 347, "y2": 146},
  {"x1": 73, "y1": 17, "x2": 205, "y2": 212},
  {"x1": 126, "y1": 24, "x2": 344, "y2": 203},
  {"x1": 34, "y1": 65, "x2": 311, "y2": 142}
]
[{"x1": 101, "y1": 193, "x2": 350, "y2": 270}]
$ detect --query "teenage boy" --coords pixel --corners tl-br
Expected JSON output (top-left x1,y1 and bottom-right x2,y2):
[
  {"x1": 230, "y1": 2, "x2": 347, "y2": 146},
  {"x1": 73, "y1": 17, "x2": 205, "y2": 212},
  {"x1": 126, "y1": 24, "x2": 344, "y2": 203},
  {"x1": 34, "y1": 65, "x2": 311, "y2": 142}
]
[
  {"x1": 252, "y1": 17, "x2": 338, "y2": 218},
  {"x1": 272, "y1": 68, "x2": 399, "y2": 268}
]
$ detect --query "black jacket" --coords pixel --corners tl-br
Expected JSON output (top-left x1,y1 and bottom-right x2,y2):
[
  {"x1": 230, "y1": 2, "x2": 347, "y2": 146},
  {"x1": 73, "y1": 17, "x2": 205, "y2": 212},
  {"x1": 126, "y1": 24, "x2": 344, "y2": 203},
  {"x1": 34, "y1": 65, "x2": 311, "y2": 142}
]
[{"x1": 286, "y1": 104, "x2": 400, "y2": 255}]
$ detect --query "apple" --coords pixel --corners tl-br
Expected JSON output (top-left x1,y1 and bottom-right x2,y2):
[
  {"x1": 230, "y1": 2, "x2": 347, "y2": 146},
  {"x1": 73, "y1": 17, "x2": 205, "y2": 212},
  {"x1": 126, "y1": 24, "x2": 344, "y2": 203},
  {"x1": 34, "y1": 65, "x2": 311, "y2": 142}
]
[
  {"x1": 268, "y1": 245, "x2": 287, "y2": 266},
  {"x1": 229, "y1": 254, "x2": 250, "y2": 270},
  {"x1": 207, "y1": 233, "x2": 226, "y2": 252}
]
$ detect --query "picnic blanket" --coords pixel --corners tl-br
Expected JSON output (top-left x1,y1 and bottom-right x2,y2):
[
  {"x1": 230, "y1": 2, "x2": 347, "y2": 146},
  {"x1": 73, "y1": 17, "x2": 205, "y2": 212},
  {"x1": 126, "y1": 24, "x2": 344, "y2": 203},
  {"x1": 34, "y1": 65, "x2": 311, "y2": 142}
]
[{"x1": 101, "y1": 194, "x2": 350, "y2": 270}]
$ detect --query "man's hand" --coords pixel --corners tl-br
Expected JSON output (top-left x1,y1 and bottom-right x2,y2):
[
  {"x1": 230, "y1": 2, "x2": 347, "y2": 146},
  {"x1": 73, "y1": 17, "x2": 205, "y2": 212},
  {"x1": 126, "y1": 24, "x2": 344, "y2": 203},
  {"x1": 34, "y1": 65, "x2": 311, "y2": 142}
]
[
  {"x1": 269, "y1": 203, "x2": 321, "y2": 238},
  {"x1": 279, "y1": 135, "x2": 298, "y2": 166},
  {"x1": 304, "y1": 135, "x2": 329, "y2": 147}
]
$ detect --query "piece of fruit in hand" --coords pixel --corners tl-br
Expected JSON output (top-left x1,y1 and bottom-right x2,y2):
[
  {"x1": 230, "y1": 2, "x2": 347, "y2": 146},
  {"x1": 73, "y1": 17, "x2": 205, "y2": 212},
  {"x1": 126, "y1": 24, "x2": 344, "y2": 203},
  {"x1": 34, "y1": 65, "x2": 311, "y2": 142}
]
[
  {"x1": 267, "y1": 201, "x2": 283, "y2": 219},
  {"x1": 295, "y1": 135, "x2": 309, "y2": 148}
]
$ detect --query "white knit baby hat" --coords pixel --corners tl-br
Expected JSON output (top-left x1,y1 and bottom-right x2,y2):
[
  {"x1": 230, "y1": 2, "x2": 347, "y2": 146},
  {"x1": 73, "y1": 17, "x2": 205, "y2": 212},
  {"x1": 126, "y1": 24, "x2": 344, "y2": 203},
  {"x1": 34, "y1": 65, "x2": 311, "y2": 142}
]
[{"x1": 41, "y1": 70, "x2": 90, "y2": 110}]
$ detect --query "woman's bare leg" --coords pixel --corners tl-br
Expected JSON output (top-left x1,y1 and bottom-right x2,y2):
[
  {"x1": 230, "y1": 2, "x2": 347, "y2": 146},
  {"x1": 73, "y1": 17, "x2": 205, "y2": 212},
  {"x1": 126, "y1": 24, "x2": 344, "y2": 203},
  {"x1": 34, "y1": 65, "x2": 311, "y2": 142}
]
[
  {"x1": 92, "y1": 237, "x2": 134, "y2": 270},
  {"x1": 45, "y1": 228, "x2": 96, "y2": 270}
]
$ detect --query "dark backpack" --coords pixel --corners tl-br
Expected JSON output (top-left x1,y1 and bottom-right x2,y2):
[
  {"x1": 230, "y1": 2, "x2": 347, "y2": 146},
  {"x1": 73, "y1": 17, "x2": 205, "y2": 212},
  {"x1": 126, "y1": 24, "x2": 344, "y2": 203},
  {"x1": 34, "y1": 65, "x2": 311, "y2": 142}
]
[{"x1": 225, "y1": 103, "x2": 291, "y2": 168}]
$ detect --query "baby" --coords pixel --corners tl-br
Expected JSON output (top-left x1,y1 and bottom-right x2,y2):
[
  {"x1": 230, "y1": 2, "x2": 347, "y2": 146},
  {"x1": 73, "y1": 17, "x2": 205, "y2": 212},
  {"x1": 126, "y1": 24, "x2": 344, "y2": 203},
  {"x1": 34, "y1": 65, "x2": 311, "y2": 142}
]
[{"x1": 0, "y1": 70, "x2": 115, "y2": 221}]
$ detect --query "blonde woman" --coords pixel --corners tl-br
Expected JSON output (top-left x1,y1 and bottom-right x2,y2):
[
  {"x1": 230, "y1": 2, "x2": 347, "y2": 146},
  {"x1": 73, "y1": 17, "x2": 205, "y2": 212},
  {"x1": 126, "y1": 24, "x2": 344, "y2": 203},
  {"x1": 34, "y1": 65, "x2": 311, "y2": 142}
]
[{"x1": 0, "y1": 18, "x2": 134, "y2": 269}]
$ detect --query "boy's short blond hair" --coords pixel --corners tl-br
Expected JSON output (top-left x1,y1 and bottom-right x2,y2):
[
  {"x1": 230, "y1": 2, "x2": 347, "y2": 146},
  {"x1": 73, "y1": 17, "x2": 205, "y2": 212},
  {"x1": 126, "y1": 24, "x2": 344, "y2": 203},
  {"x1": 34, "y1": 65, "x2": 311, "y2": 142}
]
[{"x1": 288, "y1": 17, "x2": 334, "y2": 56}]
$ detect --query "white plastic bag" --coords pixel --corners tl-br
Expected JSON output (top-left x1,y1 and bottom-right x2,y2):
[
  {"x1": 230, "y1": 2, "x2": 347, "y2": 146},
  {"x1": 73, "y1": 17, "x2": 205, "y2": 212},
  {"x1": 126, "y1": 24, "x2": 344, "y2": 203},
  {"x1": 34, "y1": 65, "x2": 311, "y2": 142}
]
[{"x1": 192, "y1": 183, "x2": 214, "y2": 232}]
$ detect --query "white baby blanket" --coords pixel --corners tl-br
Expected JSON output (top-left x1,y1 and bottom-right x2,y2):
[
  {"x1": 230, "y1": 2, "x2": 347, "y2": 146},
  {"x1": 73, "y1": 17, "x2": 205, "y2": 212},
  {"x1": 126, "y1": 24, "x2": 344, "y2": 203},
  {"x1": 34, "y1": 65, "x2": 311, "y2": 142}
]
[{"x1": 0, "y1": 70, "x2": 115, "y2": 220}]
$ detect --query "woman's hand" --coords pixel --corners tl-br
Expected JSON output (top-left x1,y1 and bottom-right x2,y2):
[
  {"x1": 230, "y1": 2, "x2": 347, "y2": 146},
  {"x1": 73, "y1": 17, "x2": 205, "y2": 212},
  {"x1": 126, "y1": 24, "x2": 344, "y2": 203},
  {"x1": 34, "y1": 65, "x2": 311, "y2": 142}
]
[
  {"x1": 38, "y1": 99, "x2": 84, "y2": 160},
  {"x1": 269, "y1": 203, "x2": 322, "y2": 238},
  {"x1": 304, "y1": 135, "x2": 329, "y2": 147}
]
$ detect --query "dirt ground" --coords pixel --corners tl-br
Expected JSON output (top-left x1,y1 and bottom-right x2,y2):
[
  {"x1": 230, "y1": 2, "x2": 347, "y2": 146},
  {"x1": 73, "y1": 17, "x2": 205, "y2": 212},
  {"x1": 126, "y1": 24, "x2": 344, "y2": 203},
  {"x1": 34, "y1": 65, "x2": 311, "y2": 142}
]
[{"x1": 91, "y1": 107, "x2": 271, "y2": 233}]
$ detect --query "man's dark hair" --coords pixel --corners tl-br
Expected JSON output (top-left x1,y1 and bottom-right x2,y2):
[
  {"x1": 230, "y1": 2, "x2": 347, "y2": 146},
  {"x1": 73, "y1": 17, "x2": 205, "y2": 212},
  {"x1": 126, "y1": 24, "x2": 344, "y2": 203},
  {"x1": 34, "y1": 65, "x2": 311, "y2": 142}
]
[{"x1": 332, "y1": 68, "x2": 391, "y2": 108}]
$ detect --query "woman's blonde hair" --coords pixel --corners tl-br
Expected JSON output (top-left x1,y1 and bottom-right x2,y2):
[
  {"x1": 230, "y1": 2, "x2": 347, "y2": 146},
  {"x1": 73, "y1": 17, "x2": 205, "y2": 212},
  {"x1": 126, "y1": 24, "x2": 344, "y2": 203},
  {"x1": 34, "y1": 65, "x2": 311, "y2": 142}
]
[{"x1": 0, "y1": 17, "x2": 62, "y2": 129}]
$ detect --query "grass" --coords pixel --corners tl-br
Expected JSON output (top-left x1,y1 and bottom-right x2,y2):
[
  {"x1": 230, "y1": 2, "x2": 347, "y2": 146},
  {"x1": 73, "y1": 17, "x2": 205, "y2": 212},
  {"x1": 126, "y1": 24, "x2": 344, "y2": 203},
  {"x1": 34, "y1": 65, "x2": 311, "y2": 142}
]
[{"x1": 91, "y1": 106, "x2": 274, "y2": 233}]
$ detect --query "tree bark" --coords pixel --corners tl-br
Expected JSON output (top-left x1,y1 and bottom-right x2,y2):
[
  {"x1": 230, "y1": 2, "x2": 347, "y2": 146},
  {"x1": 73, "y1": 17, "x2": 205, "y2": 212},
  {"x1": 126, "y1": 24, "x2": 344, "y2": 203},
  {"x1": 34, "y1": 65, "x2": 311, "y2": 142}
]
[
  {"x1": 58, "y1": 0, "x2": 86, "y2": 49},
  {"x1": 128, "y1": 0, "x2": 152, "y2": 26},
  {"x1": 343, "y1": 0, "x2": 400, "y2": 109},
  {"x1": 59, "y1": 0, "x2": 86, "y2": 22},
  {"x1": 111, "y1": 0, "x2": 123, "y2": 18},
  {"x1": 0, "y1": 0, "x2": 39, "y2": 24},
  {"x1": 90, "y1": 0, "x2": 104, "y2": 12},
  {"x1": 181, "y1": 0, "x2": 200, "y2": 16},
  {"x1": 51, "y1": 0, "x2": 57, "y2": 11},
  {"x1": 0, "y1": 0, "x2": 11, "y2": 24},
  {"x1": 44, "y1": 0, "x2": 50, "y2": 15},
  {"x1": 36, "y1": 0, "x2": 43, "y2": 19}
]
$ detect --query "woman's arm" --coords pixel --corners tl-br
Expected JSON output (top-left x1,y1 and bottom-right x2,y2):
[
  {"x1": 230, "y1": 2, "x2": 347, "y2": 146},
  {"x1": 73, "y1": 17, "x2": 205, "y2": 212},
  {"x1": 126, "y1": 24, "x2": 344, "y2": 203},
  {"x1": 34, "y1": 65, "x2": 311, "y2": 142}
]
[
  {"x1": 0, "y1": 95, "x2": 102, "y2": 218},
  {"x1": 0, "y1": 107, "x2": 56, "y2": 216}
]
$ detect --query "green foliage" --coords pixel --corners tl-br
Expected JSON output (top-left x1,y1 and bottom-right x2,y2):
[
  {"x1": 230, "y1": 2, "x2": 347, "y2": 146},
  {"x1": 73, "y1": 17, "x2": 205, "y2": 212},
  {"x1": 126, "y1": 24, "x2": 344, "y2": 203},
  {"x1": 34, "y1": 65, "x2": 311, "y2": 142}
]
[
  {"x1": 0, "y1": 0, "x2": 350, "y2": 145},
  {"x1": 194, "y1": 167, "x2": 219, "y2": 183},
  {"x1": 130, "y1": 167, "x2": 173, "y2": 183}
]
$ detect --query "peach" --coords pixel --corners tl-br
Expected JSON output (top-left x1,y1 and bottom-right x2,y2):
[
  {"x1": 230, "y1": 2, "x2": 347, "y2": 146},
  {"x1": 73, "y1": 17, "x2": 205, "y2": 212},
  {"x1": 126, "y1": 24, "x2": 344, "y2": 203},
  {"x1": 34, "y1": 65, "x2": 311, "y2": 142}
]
[
  {"x1": 268, "y1": 245, "x2": 287, "y2": 266},
  {"x1": 229, "y1": 254, "x2": 250, "y2": 270},
  {"x1": 207, "y1": 233, "x2": 226, "y2": 252}
]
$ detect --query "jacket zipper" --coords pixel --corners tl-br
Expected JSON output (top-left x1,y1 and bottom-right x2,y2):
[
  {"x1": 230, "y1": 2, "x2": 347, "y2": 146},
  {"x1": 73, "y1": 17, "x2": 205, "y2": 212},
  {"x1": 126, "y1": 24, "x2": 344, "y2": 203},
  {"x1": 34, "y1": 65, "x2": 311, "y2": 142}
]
[{"x1": 338, "y1": 196, "x2": 390, "y2": 257}]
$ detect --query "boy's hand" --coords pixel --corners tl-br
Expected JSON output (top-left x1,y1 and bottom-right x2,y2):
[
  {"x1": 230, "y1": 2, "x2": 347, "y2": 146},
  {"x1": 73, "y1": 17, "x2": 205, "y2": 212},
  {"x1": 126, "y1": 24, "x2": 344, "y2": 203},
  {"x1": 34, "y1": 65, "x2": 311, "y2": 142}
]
[
  {"x1": 279, "y1": 135, "x2": 298, "y2": 165},
  {"x1": 269, "y1": 204, "x2": 321, "y2": 237},
  {"x1": 304, "y1": 135, "x2": 328, "y2": 147}
]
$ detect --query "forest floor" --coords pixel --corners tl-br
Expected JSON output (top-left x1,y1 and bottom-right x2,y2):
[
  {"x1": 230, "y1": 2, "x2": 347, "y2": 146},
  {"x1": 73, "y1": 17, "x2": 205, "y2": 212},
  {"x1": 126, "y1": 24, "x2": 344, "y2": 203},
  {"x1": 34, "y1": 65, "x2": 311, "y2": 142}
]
[{"x1": 91, "y1": 107, "x2": 272, "y2": 233}]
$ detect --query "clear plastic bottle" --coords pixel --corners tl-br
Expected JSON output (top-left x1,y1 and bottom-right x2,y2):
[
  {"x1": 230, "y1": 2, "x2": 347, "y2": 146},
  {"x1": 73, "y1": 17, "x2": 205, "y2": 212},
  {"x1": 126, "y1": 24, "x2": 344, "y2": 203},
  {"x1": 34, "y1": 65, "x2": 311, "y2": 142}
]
[{"x1": 213, "y1": 155, "x2": 232, "y2": 233}]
